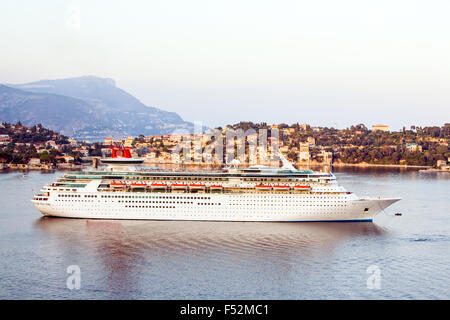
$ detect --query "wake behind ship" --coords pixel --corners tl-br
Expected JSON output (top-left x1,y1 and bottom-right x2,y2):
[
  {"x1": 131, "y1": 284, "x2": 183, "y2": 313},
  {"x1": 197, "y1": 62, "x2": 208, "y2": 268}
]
[{"x1": 32, "y1": 147, "x2": 400, "y2": 222}]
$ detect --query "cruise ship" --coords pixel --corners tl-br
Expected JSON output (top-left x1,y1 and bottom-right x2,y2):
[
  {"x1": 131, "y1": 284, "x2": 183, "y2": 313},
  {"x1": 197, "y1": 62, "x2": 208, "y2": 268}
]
[{"x1": 32, "y1": 147, "x2": 400, "y2": 222}]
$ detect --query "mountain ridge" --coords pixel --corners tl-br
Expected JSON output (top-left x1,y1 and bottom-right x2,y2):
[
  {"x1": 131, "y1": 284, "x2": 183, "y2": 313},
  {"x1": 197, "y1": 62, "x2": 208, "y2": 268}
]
[{"x1": 1, "y1": 76, "x2": 193, "y2": 141}]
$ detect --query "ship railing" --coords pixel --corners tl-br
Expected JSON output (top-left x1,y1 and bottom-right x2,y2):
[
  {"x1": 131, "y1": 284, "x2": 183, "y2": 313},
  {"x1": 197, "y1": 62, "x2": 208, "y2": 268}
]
[
  {"x1": 94, "y1": 188, "x2": 347, "y2": 195},
  {"x1": 95, "y1": 180, "x2": 347, "y2": 195}
]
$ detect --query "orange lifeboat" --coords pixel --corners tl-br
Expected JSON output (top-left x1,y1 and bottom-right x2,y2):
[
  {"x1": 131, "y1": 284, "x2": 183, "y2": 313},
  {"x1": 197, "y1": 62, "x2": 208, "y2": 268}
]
[
  {"x1": 189, "y1": 184, "x2": 206, "y2": 190},
  {"x1": 110, "y1": 181, "x2": 126, "y2": 188},
  {"x1": 209, "y1": 185, "x2": 224, "y2": 191},
  {"x1": 294, "y1": 185, "x2": 311, "y2": 191},
  {"x1": 130, "y1": 181, "x2": 147, "y2": 188}
]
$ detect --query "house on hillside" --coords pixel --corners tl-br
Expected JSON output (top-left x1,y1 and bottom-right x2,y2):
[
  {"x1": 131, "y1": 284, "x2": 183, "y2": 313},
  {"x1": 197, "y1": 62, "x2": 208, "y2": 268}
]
[
  {"x1": 405, "y1": 143, "x2": 422, "y2": 152},
  {"x1": 372, "y1": 125, "x2": 390, "y2": 132},
  {"x1": 0, "y1": 134, "x2": 11, "y2": 146}
]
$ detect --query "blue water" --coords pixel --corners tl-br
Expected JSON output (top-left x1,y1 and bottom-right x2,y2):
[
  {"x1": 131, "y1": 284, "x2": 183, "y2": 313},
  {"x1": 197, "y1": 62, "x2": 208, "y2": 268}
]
[{"x1": 0, "y1": 168, "x2": 449, "y2": 299}]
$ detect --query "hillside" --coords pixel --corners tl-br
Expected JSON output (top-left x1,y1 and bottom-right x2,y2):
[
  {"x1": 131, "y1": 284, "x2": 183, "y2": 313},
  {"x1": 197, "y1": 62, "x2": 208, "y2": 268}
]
[{"x1": 1, "y1": 76, "x2": 193, "y2": 141}]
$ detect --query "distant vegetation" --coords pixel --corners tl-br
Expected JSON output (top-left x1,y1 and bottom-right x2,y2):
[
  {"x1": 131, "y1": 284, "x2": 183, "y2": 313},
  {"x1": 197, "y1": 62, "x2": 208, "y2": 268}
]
[
  {"x1": 1, "y1": 120, "x2": 449, "y2": 167},
  {"x1": 0, "y1": 122, "x2": 68, "y2": 164},
  {"x1": 224, "y1": 122, "x2": 450, "y2": 166}
]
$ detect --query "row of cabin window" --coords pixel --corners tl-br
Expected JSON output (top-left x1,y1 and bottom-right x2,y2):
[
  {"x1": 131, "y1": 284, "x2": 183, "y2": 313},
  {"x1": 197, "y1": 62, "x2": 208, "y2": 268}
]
[
  {"x1": 100, "y1": 195, "x2": 212, "y2": 200},
  {"x1": 125, "y1": 205, "x2": 175, "y2": 209},
  {"x1": 119, "y1": 200, "x2": 194, "y2": 204},
  {"x1": 123, "y1": 177, "x2": 227, "y2": 181}
]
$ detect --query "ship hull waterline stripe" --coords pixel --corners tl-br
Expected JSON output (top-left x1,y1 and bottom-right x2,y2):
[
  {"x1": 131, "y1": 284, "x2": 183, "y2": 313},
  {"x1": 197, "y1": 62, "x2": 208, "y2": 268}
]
[{"x1": 39, "y1": 216, "x2": 373, "y2": 223}]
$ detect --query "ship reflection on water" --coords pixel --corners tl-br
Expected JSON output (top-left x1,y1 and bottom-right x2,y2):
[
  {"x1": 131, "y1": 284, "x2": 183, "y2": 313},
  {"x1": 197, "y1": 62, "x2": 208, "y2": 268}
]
[
  {"x1": 33, "y1": 217, "x2": 386, "y2": 298},
  {"x1": 34, "y1": 217, "x2": 386, "y2": 257}
]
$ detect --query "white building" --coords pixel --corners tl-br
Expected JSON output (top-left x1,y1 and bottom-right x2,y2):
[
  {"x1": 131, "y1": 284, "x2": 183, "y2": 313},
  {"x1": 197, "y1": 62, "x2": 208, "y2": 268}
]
[{"x1": 372, "y1": 125, "x2": 390, "y2": 132}]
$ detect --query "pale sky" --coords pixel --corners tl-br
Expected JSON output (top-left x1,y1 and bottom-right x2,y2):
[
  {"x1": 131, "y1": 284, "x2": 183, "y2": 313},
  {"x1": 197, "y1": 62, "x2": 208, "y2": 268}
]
[{"x1": 1, "y1": 0, "x2": 449, "y2": 130}]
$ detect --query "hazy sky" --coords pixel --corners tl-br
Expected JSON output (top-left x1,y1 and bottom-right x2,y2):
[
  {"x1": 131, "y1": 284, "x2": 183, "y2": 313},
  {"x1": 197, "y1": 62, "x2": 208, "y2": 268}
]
[{"x1": 1, "y1": 0, "x2": 449, "y2": 130}]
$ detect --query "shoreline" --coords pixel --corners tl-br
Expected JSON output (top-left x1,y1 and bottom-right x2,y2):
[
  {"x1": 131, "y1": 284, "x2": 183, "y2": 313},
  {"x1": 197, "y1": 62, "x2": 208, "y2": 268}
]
[
  {"x1": 0, "y1": 159, "x2": 437, "y2": 171},
  {"x1": 331, "y1": 163, "x2": 431, "y2": 169},
  {"x1": 418, "y1": 168, "x2": 450, "y2": 173},
  {"x1": 0, "y1": 164, "x2": 86, "y2": 172}
]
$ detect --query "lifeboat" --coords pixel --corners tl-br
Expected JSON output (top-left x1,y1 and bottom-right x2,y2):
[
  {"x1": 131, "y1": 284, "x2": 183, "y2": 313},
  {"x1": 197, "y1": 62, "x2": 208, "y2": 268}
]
[
  {"x1": 150, "y1": 183, "x2": 168, "y2": 189},
  {"x1": 255, "y1": 184, "x2": 272, "y2": 190},
  {"x1": 209, "y1": 185, "x2": 224, "y2": 191},
  {"x1": 171, "y1": 183, "x2": 188, "y2": 190},
  {"x1": 110, "y1": 181, "x2": 126, "y2": 188},
  {"x1": 294, "y1": 185, "x2": 311, "y2": 191},
  {"x1": 130, "y1": 181, "x2": 147, "y2": 188},
  {"x1": 189, "y1": 184, "x2": 206, "y2": 190},
  {"x1": 273, "y1": 185, "x2": 290, "y2": 191}
]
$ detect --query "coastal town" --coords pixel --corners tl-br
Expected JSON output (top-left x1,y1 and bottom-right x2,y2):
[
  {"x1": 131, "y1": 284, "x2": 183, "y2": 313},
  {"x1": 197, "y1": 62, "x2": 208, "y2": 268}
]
[{"x1": 0, "y1": 121, "x2": 449, "y2": 172}]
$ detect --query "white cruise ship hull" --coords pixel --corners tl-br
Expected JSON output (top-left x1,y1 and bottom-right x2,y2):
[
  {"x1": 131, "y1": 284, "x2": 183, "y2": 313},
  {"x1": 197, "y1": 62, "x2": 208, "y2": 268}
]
[{"x1": 32, "y1": 192, "x2": 400, "y2": 222}]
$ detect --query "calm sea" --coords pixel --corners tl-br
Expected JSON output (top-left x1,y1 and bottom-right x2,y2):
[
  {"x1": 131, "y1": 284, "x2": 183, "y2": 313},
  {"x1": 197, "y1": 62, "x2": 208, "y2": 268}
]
[{"x1": 0, "y1": 167, "x2": 449, "y2": 299}]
